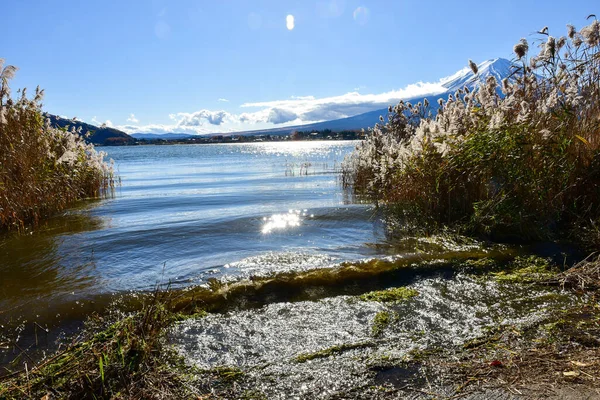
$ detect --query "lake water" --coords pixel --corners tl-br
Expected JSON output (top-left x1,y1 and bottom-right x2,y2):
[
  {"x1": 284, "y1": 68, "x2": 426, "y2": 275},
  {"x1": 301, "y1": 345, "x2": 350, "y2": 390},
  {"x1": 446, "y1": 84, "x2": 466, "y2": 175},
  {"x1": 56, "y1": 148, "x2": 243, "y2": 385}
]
[
  {"x1": 1, "y1": 140, "x2": 572, "y2": 387},
  {"x1": 1, "y1": 141, "x2": 390, "y2": 327}
]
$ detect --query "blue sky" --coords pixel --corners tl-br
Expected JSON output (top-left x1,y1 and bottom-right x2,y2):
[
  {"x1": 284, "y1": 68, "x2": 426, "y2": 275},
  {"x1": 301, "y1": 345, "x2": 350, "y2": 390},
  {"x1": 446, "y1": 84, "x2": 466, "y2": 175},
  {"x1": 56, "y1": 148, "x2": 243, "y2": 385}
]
[{"x1": 2, "y1": 1, "x2": 598, "y2": 134}]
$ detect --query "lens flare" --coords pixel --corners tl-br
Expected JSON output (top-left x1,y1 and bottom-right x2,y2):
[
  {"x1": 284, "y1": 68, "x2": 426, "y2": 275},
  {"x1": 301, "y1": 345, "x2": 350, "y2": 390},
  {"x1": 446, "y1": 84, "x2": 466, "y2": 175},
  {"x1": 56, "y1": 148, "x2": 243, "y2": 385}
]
[
  {"x1": 286, "y1": 14, "x2": 295, "y2": 30},
  {"x1": 353, "y1": 6, "x2": 369, "y2": 25}
]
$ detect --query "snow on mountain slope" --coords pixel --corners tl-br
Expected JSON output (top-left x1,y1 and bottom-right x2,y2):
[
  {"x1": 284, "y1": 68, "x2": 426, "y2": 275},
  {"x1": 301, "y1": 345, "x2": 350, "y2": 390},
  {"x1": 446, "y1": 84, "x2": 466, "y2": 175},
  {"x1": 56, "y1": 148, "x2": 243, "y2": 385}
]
[
  {"x1": 441, "y1": 58, "x2": 513, "y2": 92},
  {"x1": 214, "y1": 58, "x2": 515, "y2": 137}
]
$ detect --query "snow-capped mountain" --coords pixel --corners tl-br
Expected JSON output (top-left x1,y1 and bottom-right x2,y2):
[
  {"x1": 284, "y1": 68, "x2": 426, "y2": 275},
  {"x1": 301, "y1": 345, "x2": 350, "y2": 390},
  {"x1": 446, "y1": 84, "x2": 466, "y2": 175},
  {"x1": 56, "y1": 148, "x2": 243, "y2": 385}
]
[
  {"x1": 441, "y1": 58, "x2": 513, "y2": 92},
  {"x1": 223, "y1": 58, "x2": 514, "y2": 136}
]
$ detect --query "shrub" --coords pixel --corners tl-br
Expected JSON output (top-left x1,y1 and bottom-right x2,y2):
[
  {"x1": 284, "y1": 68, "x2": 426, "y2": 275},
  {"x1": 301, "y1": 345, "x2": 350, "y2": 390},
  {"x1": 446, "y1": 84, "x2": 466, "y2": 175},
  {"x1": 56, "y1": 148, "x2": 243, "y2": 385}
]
[
  {"x1": 342, "y1": 18, "x2": 600, "y2": 244},
  {"x1": 0, "y1": 59, "x2": 114, "y2": 231}
]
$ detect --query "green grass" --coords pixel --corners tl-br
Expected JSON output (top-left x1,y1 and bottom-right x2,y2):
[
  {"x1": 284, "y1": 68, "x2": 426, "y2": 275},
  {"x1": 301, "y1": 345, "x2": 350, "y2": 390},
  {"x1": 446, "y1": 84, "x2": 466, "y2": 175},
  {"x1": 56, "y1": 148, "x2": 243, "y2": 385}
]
[{"x1": 0, "y1": 289, "x2": 193, "y2": 399}]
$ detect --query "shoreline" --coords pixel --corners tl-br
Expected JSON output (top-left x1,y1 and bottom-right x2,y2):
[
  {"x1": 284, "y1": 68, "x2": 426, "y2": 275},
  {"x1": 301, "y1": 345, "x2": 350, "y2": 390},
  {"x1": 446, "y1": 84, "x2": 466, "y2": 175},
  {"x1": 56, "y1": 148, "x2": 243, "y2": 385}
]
[
  {"x1": 101, "y1": 133, "x2": 366, "y2": 147},
  {"x1": 2, "y1": 242, "x2": 599, "y2": 398}
]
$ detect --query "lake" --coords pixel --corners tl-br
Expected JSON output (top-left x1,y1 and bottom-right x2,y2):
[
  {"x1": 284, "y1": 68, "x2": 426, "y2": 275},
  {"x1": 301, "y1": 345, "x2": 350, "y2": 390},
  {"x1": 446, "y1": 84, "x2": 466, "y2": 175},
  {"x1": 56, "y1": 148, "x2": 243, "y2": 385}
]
[
  {"x1": 0, "y1": 140, "x2": 389, "y2": 329},
  {"x1": 1, "y1": 140, "x2": 575, "y2": 394}
]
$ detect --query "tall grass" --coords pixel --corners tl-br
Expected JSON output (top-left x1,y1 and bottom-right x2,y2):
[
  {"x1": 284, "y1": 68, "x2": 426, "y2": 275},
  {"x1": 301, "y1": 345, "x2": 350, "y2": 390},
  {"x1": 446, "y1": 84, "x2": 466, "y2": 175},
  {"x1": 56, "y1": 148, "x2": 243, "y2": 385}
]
[
  {"x1": 342, "y1": 18, "x2": 600, "y2": 245},
  {"x1": 0, "y1": 289, "x2": 191, "y2": 399},
  {"x1": 0, "y1": 59, "x2": 114, "y2": 231}
]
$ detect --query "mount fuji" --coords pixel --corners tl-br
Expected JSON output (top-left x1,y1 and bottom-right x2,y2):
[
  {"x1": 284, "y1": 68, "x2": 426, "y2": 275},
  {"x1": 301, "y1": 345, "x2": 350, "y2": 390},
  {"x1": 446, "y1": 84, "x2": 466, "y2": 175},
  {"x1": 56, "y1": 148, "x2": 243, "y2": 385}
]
[
  {"x1": 440, "y1": 58, "x2": 513, "y2": 92},
  {"x1": 223, "y1": 58, "x2": 514, "y2": 136}
]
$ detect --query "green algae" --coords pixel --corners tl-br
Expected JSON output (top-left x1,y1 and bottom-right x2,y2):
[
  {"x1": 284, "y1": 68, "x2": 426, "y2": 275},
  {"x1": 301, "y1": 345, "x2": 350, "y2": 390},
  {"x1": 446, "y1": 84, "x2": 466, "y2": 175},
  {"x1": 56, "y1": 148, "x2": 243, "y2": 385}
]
[
  {"x1": 460, "y1": 257, "x2": 501, "y2": 271},
  {"x1": 371, "y1": 311, "x2": 399, "y2": 337},
  {"x1": 2, "y1": 250, "x2": 589, "y2": 400},
  {"x1": 172, "y1": 310, "x2": 209, "y2": 322},
  {"x1": 207, "y1": 366, "x2": 245, "y2": 383},
  {"x1": 492, "y1": 255, "x2": 558, "y2": 283},
  {"x1": 360, "y1": 287, "x2": 419, "y2": 303},
  {"x1": 168, "y1": 248, "x2": 513, "y2": 315}
]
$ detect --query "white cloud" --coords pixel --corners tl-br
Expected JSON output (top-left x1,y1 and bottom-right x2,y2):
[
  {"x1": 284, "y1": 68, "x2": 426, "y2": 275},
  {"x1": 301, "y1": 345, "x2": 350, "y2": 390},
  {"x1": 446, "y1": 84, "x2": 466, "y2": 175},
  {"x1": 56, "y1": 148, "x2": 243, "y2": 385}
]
[
  {"x1": 267, "y1": 108, "x2": 298, "y2": 124},
  {"x1": 218, "y1": 98, "x2": 229, "y2": 102},
  {"x1": 115, "y1": 69, "x2": 458, "y2": 134},
  {"x1": 241, "y1": 80, "x2": 447, "y2": 124},
  {"x1": 172, "y1": 110, "x2": 233, "y2": 126},
  {"x1": 238, "y1": 109, "x2": 270, "y2": 124},
  {"x1": 91, "y1": 116, "x2": 114, "y2": 128},
  {"x1": 118, "y1": 123, "x2": 199, "y2": 135},
  {"x1": 127, "y1": 113, "x2": 139, "y2": 123}
]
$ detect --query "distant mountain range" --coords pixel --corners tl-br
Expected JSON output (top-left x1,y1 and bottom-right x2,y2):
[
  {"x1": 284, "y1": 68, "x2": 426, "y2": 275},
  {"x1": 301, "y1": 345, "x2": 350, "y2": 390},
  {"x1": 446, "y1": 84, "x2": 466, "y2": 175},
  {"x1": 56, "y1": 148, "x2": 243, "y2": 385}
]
[
  {"x1": 46, "y1": 114, "x2": 135, "y2": 145},
  {"x1": 130, "y1": 133, "x2": 195, "y2": 140},
  {"x1": 48, "y1": 58, "x2": 513, "y2": 144}
]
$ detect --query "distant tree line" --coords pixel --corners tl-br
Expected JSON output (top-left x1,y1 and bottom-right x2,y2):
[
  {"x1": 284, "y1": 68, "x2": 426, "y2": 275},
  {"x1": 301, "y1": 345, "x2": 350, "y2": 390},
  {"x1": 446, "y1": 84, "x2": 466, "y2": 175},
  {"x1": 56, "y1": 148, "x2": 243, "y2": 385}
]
[
  {"x1": 290, "y1": 129, "x2": 365, "y2": 141},
  {"x1": 130, "y1": 129, "x2": 366, "y2": 146}
]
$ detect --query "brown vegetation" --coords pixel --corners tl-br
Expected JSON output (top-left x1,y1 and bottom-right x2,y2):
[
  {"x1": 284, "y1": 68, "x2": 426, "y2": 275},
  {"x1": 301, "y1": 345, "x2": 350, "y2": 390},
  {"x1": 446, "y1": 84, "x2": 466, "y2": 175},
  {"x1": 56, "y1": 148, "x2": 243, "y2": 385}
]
[
  {"x1": 343, "y1": 18, "x2": 600, "y2": 244},
  {"x1": 0, "y1": 59, "x2": 114, "y2": 231}
]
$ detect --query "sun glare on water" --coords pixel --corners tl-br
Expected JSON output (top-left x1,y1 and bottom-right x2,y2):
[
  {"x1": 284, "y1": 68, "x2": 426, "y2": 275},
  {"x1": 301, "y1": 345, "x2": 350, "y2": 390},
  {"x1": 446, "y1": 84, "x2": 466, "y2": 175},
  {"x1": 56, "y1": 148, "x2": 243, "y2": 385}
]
[
  {"x1": 262, "y1": 209, "x2": 311, "y2": 234},
  {"x1": 286, "y1": 14, "x2": 295, "y2": 30}
]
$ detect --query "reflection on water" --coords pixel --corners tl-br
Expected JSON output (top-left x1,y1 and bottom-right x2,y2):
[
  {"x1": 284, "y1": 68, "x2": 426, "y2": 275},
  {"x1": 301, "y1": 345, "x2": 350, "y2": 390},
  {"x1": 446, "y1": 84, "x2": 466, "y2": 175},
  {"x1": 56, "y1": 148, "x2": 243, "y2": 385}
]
[
  {"x1": 1, "y1": 140, "x2": 374, "y2": 369},
  {"x1": 241, "y1": 141, "x2": 348, "y2": 157},
  {"x1": 262, "y1": 210, "x2": 308, "y2": 234},
  {"x1": 0, "y1": 206, "x2": 111, "y2": 367},
  {"x1": 0, "y1": 206, "x2": 106, "y2": 315}
]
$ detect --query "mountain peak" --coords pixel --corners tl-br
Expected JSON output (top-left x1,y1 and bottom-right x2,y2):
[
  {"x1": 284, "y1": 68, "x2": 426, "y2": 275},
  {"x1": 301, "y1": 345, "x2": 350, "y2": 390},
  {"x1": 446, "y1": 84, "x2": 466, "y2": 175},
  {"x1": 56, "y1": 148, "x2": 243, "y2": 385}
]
[
  {"x1": 477, "y1": 57, "x2": 513, "y2": 77},
  {"x1": 441, "y1": 57, "x2": 513, "y2": 92},
  {"x1": 239, "y1": 57, "x2": 515, "y2": 135}
]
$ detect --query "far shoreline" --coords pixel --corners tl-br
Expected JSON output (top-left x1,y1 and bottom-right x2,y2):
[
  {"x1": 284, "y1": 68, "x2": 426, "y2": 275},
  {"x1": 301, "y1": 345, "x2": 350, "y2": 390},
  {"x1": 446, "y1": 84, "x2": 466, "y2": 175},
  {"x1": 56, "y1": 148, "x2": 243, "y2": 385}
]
[{"x1": 100, "y1": 129, "x2": 367, "y2": 146}]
